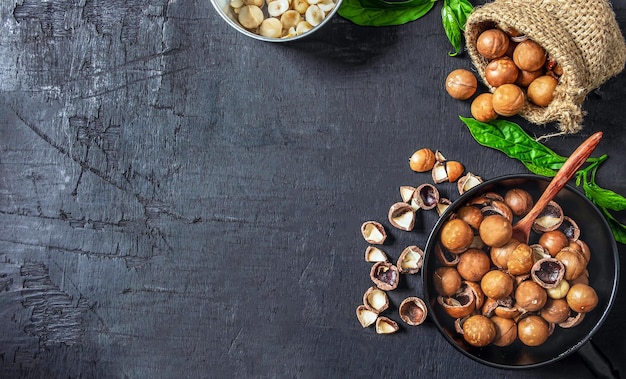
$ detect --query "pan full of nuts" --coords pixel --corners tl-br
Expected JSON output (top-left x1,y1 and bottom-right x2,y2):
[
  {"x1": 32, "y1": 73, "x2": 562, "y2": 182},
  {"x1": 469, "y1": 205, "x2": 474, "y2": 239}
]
[
  {"x1": 422, "y1": 174, "x2": 619, "y2": 373},
  {"x1": 211, "y1": 0, "x2": 341, "y2": 42}
]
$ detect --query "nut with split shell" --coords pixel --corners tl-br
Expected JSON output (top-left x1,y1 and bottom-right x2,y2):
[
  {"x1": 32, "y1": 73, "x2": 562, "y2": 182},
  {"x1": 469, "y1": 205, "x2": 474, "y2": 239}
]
[
  {"x1": 370, "y1": 262, "x2": 400, "y2": 291},
  {"x1": 435, "y1": 243, "x2": 460, "y2": 267},
  {"x1": 532, "y1": 201, "x2": 564, "y2": 232},
  {"x1": 555, "y1": 247, "x2": 587, "y2": 281},
  {"x1": 432, "y1": 160, "x2": 465, "y2": 183},
  {"x1": 481, "y1": 200, "x2": 513, "y2": 222},
  {"x1": 436, "y1": 198, "x2": 452, "y2": 216},
  {"x1": 540, "y1": 298, "x2": 570, "y2": 324},
  {"x1": 388, "y1": 202, "x2": 416, "y2": 231},
  {"x1": 361, "y1": 221, "x2": 387, "y2": 244},
  {"x1": 397, "y1": 245, "x2": 424, "y2": 274},
  {"x1": 411, "y1": 183, "x2": 440, "y2": 210},
  {"x1": 530, "y1": 257, "x2": 565, "y2": 289},
  {"x1": 399, "y1": 297, "x2": 428, "y2": 326},
  {"x1": 437, "y1": 282, "x2": 476, "y2": 318},
  {"x1": 491, "y1": 315, "x2": 518, "y2": 347},
  {"x1": 457, "y1": 173, "x2": 483, "y2": 195}
]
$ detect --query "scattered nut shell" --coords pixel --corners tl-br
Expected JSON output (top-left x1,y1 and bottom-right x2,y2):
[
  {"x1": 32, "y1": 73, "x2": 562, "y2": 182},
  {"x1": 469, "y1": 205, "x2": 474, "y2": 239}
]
[
  {"x1": 397, "y1": 245, "x2": 424, "y2": 274},
  {"x1": 436, "y1": 198, "x2": 452, "y2": 216},
  {"x1": 363, "y1": 286, "x2": 389, "y2": 313},
  {"x1": 388, "y1": 202, "x2": 416, "y2": 231},
  {"x1": 370, "y1": 262, "x2": 400, "y2": 291},
  {"x1": 399, "y1": 297, "x2": 428, "y2": 326},
  {"x1": 431, "y1": 161, "x2": 448, "y2": 183},
  {"x1": 457, "y1": 173, "x2": 483, "y2": 194},
  {"x1": 400, "y1": 186, "x2": 416, "y2": 203},
  {"x1": 361, "y1": 221, "x2": 387, "y2": 244},
  {"x1": 365, "y1": 246, "x2": 388, "y2": 263},
  {"x1": 375, "y1": 316, "x2": 399, "y2": 334},
  {"x1": 356, "y1": 305, "x2": 378, "y2": 328},
  {"x1": 411, "y1": 183, "x2": 440, "y2": 210},
  {"x1": 532, "y1": 201, "x2": 564, "y2": 232}
]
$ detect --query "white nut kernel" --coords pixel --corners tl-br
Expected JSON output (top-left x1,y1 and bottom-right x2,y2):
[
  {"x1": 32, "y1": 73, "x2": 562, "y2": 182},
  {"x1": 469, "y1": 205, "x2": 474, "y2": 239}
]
[
  {"x1": 304, "y1": 4, "x2": 324, "y2": 26},
  {"x1": 293, "y1": 0, "x2": 309, "y2": 14},
  {"x1": 230, "y1": 0, "x2": 244, "y2": 8},
  {"x1": 280, "y1": 10, "x2": 301, "y2": 29},
  {"x1": 268, "y1": 0, "x2": 290, "y2": 16},
  {"x1": 317, "y1": 0, "x2": 335, "y2": 12},
  {"x1": 244, "y1": 0, "x2": 263, "y2": 6},
  {"x1": 295, "y1": 20, "x2": 313, "y2": 35},
  {"x1": 258, "y1": 17, "x2": 282, "y2": 38},
  {"x1": 238, "y1": 5, "x2": 264, "y2": 29}
]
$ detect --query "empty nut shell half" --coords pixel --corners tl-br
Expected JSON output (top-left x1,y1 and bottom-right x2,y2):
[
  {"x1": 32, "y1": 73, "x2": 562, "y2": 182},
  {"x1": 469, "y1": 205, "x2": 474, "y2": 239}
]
[
  {"x1": 531, "y1": 258, "x2": 565, "y2": 289},
  {"x1": 400, "y1": 186, "x2": 416, "y2": 203},
  {"x1": 397, "y1": 245, "x2": 424, "y2": 274},
  {"x1": 411, "y1": 183, "x2": 440, "y2": 210},
  {"x1": 370, "y1": 262, "x2": 400, "y2": 291},
  {"x1": 365, "y1": 246, "x2": 388, "y2": 263},
  {"x1": 558, "y1": 311, "x2": 585, "y2": 328},
  {"x1": 363, "y1": 286, "x2": 389, "y2": 313},
  {"x1": 558, "y1": 216, "x2": 581, "y2": 241},
  {"x1": 388, "y1": 202, "x2": 416, "y2": 231},
  {"x1": 436, "y1": 198, "x2": 452, "y2": 216},
  {"x1": 399, "y1": 297, "x2": 428, "y2": 326},
  {"x1": 361, "y1": 221, "x2": 387, "y2": 244},
  {"x1": 375, "y1": 316, "x2": 399, "y2": 334},
  {"x1": 356, "y1": 305, "x2": 378, "y2": 328},
  {"x1": 457, "y1": 173, "x2": 483, "y2": 195},
  {"x1": 437, "y1": 282, "x2": 476, "y2": 318},
  {"x1": 435, "y1": 243, "x2": 460, "y2": 267}
]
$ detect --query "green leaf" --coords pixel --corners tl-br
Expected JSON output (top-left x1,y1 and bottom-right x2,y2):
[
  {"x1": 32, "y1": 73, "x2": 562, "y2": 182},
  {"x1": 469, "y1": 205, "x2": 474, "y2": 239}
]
[
  {"x1": 446, "y1": 0, "x2": 473, "y2": 31},
  {"x1": 460, "y1": 116, "x2": 567, "y2": 169},
  {"x1": 338, "y1": 0, "x2": 436, "y2": 26},
  {"x1": 522, "y1": 162, "x2": 559, "y2": 177},
  {"x1": 601, "y1": 207, "x2": 626, "y2": 244},
  {"x1": 441, "y1": 5, "x2": 462, "y2": 56},
  {"x1": 583, "y1": 181, "x2": 626, "y2": 211}
]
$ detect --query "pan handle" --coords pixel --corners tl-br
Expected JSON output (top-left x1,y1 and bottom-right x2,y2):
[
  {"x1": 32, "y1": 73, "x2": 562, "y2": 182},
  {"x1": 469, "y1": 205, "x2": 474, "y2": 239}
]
[{"x1": 578, "y1": 339, "x2": 621, "y2": 379}]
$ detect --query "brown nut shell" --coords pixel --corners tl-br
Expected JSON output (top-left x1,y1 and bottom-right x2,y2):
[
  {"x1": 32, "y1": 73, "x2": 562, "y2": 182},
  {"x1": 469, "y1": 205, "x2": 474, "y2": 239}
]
[
  {"x1": 492, "y1": 84, "x2": 525, "y2": 117},
  {"x1": 388, "y1": 202, "x2": 416, "y2": 232},
  {"x1": 375, "y1": 316, "x2": 399, "y2": 334},
  {"x1": 445, "y1": 69, "x2": 478, "y2": 100},
  {"x1": 479, "y1": 214, "x2": 513, "y2": 247},
  {"x1": 361, "y1": 221, "x2": 387, "y2": 244},
  {"x1": 513, "y1": 40, "x2": 547, "y2": 72},
  {"x1": 412, "y1": 183, "x2": 440, "y2": 210},
  {"x1": 397, "y1": 245, "x2": 424, "y2": 274},
  {"x1": 566, "y1": 283, "x2": 598, "y2": 313},
  {"x1": 456, "y1": 205, "x2": 484, "y2": 230},
  {"x1": 533, "y1": 201, "x2": 564, "y2": 233},
  {"x1": 504, "y1": 188, "x2": 534, "y2": 217},
  {"x1": 437, "y1": 282, "x2": 476, "y2": 318},
  {"x1": 491, "y1": 316, "x2": 518, "y2": 347},
  {"x1": 517, "y1": 315, "x2": 550, "y2": 346},
  {"x1": 409, "y1": 148, "x2": 436, "y2": 172},
  {"x1": 364, "y1": 246, "x2": 388, "y2": 263},
  {"x1": 507, "y1": 243, "x2": 534, "y2": 276},
  {"x1": 399, "y1": 297, "x2": 428, "y2": 326},
  {"x1": 457, "y1": 248, "x2": 491, "y2": 282},
  {"x1": 515, "y1": 280, "x2": 547, "y2": 312},
  {"x1": 485, "y1": 56, "x2": 519, "y2": 87},
  {"x1": 540, "y1": 298, "x2": 570, "y2": 324},
  {"x1": 527, "y1": 75, "x2": 558, "y2": 107},
  {"x1": 481, "y1": 270, "x2": 514, "y2": 300},
  {"x1": 356, "y1": 305, "x2": 379, "y2": 328},
  {"x1": 538, "y1": 230, "x2": 568, "y2": 257},
  {"x1": 490, "y1": 239, "x2": 521, "y2": 269},
  {"x1": 363, "y1": 286, "x2": 389, "y2": 313},
  {"x1": 463, "y1": 315, "x2": 496, "y2": 347},
  {"x1": 370, "y1": 262, "x2": 400, "y2": 291},
  {"x1": 471, "y1": 93, "x2": 498, "y2": 122},
  {"x1": 555, "y1": 247, "x2": 587, "y2": 281},
  {"x1": 476, "y1": 28, "x2": 510, "y2": 59},
  {"x1": 440, "y1": 218, "x2": 474, "y2": 254},
  {"x1": 433, "y1": 267, "x2": 462, "y2": 296},
  {"x1": 531, "y1": 258, "x2": 565, "y2": 289},
  {"x1": 435, "y1": 243, "x2": 460, "y2": 267}
]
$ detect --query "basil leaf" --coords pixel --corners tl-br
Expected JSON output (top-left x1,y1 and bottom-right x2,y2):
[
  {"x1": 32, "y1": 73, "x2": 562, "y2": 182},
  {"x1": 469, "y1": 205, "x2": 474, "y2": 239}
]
[
  {"x1": 460, "y1": 116, "x2": 567, "y2": 169},
  {"x1": 338, "y1": 0, "x2": 435, "y2": 26},
  {"x1": 522, "y1": 162, "x2": 559, "y2": 177},
  {"x1": 584, "y1": 181, "x2": 626, "y2": 211},
  {"x1": 446, "y1": 0, "x2": 473, "y2": 31},
  {"x1": 441, "y1": 5, "x2": 462, "y2": 56}
]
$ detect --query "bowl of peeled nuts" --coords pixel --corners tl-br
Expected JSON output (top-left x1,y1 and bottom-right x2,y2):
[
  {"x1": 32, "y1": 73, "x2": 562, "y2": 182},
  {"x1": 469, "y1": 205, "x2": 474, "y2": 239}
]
[
  {"x1": 210, "y1": 0, "x2": 341, "y2": 41},
  {"x1": 422, "y1": 174, "x2": 619, "y2": 370}
]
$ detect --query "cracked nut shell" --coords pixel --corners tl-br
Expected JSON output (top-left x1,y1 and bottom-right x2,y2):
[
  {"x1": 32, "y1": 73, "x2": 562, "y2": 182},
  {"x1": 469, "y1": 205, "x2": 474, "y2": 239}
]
[
  {"x1": 375, "y1": 316, "x2": 399, "y2": 334},
  {"x1": 370, "y1": 262, "x2": 400, "y2": 291},
  {"x1": 363, "y1": 286, "x2": 389, "y2": 313},
  {"x1": 361, "y1": 221, "x2": 387, "y2": 244},
  {"x1": 388, "y1": 202, "x2": 416, "y2": 232},
  {"x1": 397, "y1": 245, "x2": 424, "y2": 274},
  {"x1": 399, "y1": 297, "x2": 428, "y2": 326}
]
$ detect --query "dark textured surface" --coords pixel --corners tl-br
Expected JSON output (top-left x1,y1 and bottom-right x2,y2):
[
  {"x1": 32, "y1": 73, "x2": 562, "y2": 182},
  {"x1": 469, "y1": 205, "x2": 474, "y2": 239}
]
[{"x1": 1, "y1": 0, "x2": 625, "y2": 377}]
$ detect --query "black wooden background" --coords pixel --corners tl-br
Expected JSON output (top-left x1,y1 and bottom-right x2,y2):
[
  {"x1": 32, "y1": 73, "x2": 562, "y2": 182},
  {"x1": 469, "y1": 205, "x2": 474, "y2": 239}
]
[{"x1": 1, "y1": 0, "x2": 626, "y2": 377}]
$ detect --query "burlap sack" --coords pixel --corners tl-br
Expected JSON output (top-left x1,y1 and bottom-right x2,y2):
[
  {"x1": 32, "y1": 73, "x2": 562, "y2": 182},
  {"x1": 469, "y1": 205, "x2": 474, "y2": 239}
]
[{"x1": 465, "y1": 0, "x2": 626, "y2": 133}]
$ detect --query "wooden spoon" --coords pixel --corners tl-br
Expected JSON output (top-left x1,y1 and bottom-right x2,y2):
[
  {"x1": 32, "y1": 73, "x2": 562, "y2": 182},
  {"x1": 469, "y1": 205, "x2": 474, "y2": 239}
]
[{"x1": 511, "y1": 131, "x2": 603, "y2": 243}]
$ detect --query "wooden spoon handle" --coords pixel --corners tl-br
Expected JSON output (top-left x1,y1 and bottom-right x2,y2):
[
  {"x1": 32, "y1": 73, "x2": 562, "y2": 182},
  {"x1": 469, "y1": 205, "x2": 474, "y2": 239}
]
[{"x1": 516, "y1": 131, "x2": 603, "y2": 230}]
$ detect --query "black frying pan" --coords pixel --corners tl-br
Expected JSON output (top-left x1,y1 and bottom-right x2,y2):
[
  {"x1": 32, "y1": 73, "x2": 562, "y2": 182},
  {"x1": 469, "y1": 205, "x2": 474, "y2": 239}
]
[{"x1": 422, "y1": 174, "x2": 620, "y2": 374}]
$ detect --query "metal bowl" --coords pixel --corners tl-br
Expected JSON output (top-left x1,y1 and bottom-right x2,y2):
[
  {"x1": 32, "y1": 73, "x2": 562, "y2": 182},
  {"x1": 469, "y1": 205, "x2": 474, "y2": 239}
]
[
  {"x1": 210, "y1": 0, "x2": 342, "y2": 42},
  {"x1": 422, "y1": 174, "x2": 619, "y2": 369}
]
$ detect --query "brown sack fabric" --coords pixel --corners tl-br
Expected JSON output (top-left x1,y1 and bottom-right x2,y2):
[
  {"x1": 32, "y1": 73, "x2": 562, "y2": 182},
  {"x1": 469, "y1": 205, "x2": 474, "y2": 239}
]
[{"x1": 465, "y1": 0, "x2": 626, "y2": 133}]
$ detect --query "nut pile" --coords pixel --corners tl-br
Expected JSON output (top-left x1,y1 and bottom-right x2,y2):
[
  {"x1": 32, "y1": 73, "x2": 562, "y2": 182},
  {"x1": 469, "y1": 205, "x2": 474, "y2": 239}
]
[
  {"x1": 446, "y1": 28, "x2": 562, "y2": 122},
  {"x1": 434, "y1": 188, "x2": 597, "y2": 347},
  {"x1": 357, "y1": 148, "x2": 483, "y2": 334},
  {"x1": 229, "y1": 0, "x2": 336, "y2": 39}
]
